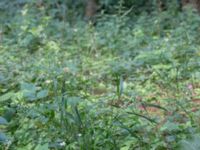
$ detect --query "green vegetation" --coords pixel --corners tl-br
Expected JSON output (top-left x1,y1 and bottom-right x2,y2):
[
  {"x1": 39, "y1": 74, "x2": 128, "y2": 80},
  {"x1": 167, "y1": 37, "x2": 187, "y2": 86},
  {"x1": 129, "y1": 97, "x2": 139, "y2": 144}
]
[{"x1": 0, "y1": 0, "x2": 200, "y2": 149}]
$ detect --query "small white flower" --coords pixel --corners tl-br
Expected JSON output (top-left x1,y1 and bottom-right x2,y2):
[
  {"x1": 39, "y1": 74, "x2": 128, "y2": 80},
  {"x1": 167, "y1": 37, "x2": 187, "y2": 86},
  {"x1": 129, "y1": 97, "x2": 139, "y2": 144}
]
[
  {"x1": 21, "y1": 9, "x2": 28, "y2": 16},
  {"x1": 165, "y1": 38, "x2": 169, "y2": 42},
  {"x1": 60, "y1": 141, "x2": 66, "y2": 146},
  {"x1": 77, "y1": 133, "x2": 82, "y2": 137},
  {"x1": 45, "y1": 80, "x2": 52, "y2": 84},
  {"x1": 73, "y1": 28, "x2": 78, "y2": 32}
]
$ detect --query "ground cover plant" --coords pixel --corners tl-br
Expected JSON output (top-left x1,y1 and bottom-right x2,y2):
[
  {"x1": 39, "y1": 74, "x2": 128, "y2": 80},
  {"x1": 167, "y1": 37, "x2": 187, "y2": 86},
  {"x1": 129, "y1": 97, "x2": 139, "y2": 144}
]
[{"x1": 0, "y1": 0, "x2": 200, "y2": 149}]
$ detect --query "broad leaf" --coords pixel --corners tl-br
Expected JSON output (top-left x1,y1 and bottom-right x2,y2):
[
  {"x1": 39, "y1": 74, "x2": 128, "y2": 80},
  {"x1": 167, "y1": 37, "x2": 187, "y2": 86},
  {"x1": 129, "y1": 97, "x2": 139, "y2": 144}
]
[
  {"x1": 0, "y1": 132, "x2": 8, "y2": 143},
  {"x1": 178, "y1": 134, "x2": 200, "y2": 150},
  {"x1": 21, "y1": 82, "x2": 37, "y2": 101},
  {"x1": 36, "y1": 90, "x2": 48, "y2": 99},
  {"x1": 161, "y1": 121, "x2": 180, "y2": 132},
  {"x1": 35, "y1": 143, "x2": 49, "y2": 150},
  {"x1": 21, "y1": 83, "x2": 37, "y2": 92},
  {"x1": 0, "y1": 92, "x2": 14, "y2": 102},
  {"x1": 0, "y1": 116, "x2": 8, "y2": 125}
]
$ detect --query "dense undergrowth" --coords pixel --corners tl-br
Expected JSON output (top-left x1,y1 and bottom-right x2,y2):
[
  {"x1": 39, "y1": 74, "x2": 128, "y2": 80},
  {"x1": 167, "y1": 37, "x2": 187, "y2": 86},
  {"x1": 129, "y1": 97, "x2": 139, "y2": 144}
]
[{"x1": 0, "y1": 2, "x2": 200, "y2": 150}]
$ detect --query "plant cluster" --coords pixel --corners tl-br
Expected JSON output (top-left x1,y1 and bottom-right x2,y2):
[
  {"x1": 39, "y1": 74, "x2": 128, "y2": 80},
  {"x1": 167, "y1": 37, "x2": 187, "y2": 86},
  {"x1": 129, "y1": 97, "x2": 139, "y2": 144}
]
[{"x1": 0, "y1": 1, "x2": 200, "y2": 150}]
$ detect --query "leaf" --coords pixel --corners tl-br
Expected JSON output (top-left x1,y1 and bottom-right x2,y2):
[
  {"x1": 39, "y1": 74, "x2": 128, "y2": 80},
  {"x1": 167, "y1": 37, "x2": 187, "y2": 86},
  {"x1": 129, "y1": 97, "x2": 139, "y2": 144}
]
[
  {"x1": 166, "y1": 135, "x2": 176, "y2": 142},
  {"x1": 16, "y1": 143, "x2": 34, "y2": 150},
  {"x1": 119, "y1": 75, "x2": 124, "y2": 96},
  {"x1": 0, "y1": 74, "x2": 6, "y2": 83},
  {"x1": 21, "y1": 82, "x2": 37, "y2": 101},
  {"x1": 37, "y1": 90, "x2": 48, "y2": 99},
  {"x1": 35, "y1": 143, "x2": 49, "y2": 150},
  {"x1": 0, "y1": 92, "x2": 14, "y2": 102},
  {"x1": 21, "y1": 82, "x2": 37, "y2": 92},
  {"x1": 23, "y1": 91, "x2": 37, "y2": 101},
  {"x1": 178, "y1": 134, "x2": 200, "y2": 150},
  {"x1": 0, "y1": 116, "x2": 8, "y2": 125},
  {"x1": 120, "y1": 137, "x2": 136, "y2": 150},
  {"x1": 67, "y1": 97, "x2": 81, "y2": 106},
  {"x1": 3, "y1": 108, "x2": 17, "y2": 122},
  {"x1": 160, "y1": 121, "x2": 180, "y2": 132},
  {"x1": 120, "y1": 146, "x2": 130, "y2": 150},
  {"x1": 0, "y1": 132, "x2": 8, "y2": 143}
]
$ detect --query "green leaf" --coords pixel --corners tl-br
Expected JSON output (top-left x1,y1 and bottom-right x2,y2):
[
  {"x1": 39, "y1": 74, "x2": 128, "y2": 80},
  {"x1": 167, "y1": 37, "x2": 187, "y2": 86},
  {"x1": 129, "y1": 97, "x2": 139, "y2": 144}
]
[
  {"x1": 161, "y1": 121, "x2": 180, "y2": 132},
  {"x1": 37, "y1": 90, "x2": 48, "y2": 99},
  {"x1": 16, "y1": 143, "x2": 33, "y2": 150},
  {"x1": 120, "y1": 137, "x2": 136, "y2": 150},
  {"x1": 0, "y1": 116, "x2": 8, "y2": 125},
  {"x1": 166, "y1": 135, "x2": 176, "y2": 142},
  {"x1": 35, "y1": 143, "x2": 49, "y2": 150},
  {"x1": 178, "y1": 134, "x2": 200, "y2": 150},
  {"x1": 68, "y1": 97, "x2": 81, "y2": 106},
  {"x1": 0, "y1": 92, "x2": 14, "y2": 102},
  {"x1": 21, "y1": 82, "x2": 37, "y2": 101},
  {"x1": 3, "y1": 108, "x2": 17, "y2": 122},
  {"x1": 120, "y1": 146, "x2": 130, "y2": 150},
  {"x1": 0, "y1": 74, "x2": 5, "y2": 83},
  {"x1": 21, "y1": 83, "x2": 37, "y2": 92},
  {"x1": 23, "y1": 91, "x2": 37, "y2": 101},
  {"x1": 0, "y1": 132, "x2": 8, "y2": 143}
]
